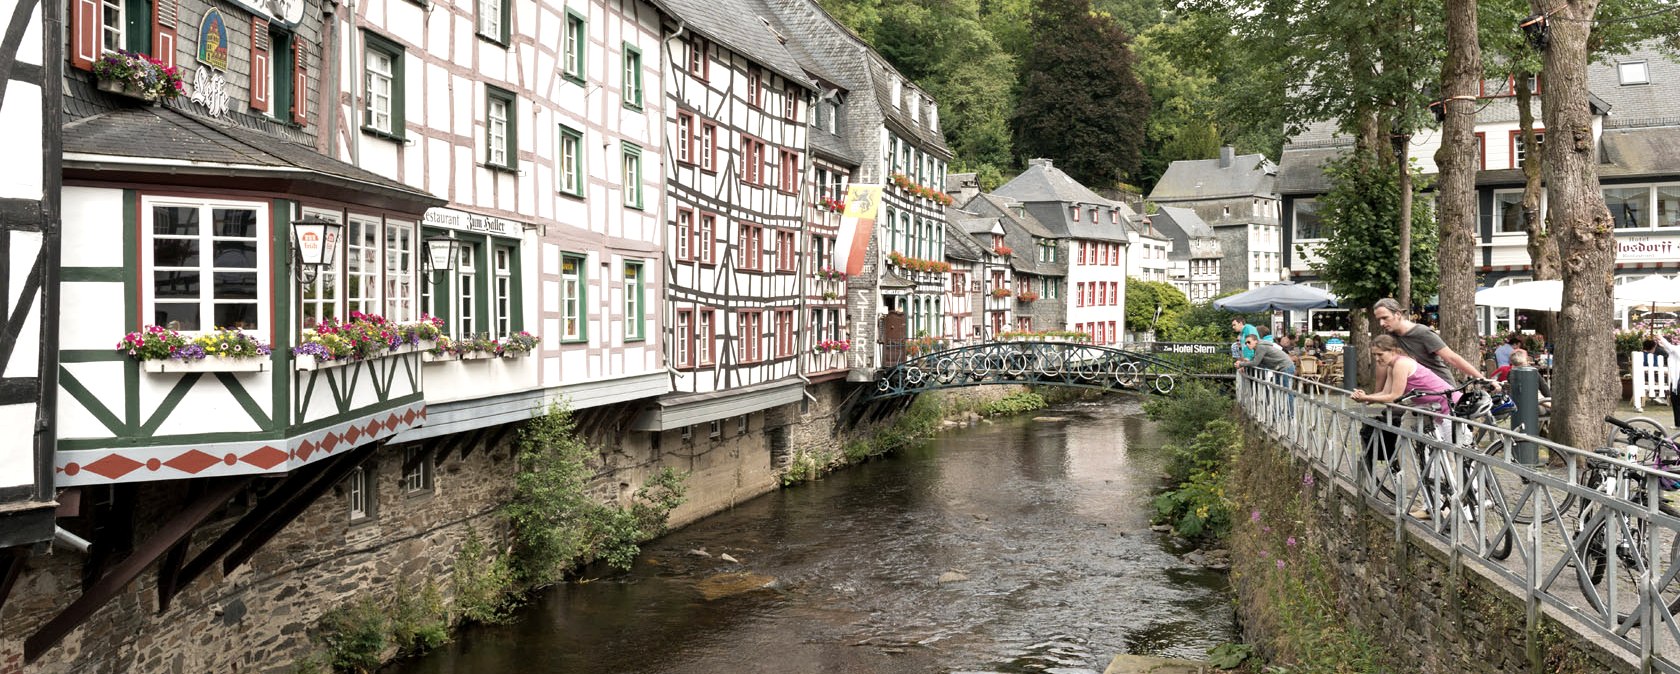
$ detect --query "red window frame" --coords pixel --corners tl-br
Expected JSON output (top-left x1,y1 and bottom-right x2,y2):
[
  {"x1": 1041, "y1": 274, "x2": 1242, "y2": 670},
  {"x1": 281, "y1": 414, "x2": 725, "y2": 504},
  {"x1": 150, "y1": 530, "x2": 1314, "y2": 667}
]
[
  {"x1": 739, "y1": 222, "x2": 763, "y2": 271},
  {"x1": 748, "y1": 67, "x2": 764, "y2": 108},
  {"x1": 675, "y1": 309, "x2": 694, "y2": 368},
  {"x1": 676, "y1": 112, "x2": 695, "y2": 165},
  {"x1": 775, "y1": 230, "x2": 796, "y2": 272},
  {"x1": 698, "y1": 309, "x2": 716, "y2": 365},
  {"x1": 676, "y1": 208, "x2": 694, "y2": 261},
  {"x1": 688, "y1": 37, "x2": 709, "y2": 80},
  {"x1": 701, "y1": 122, "x2": 718, "y2": 172},
  {"x1": 737, "y1": 311, "x2": 763, "y2": 362},
  {"x1": 1108, "y1": 321, "x2": 1118, "y2": 345},
  {"x1": 743, "y1": 137, "x2": 766, "y2": 185},
  {"x1": 1473, "y1": 131, "x2": 1487, "y2": 170},
  {"x1": 782, "y1": 89, "x2": 798, "y2": 120},
  {"x1": 1110, "y1": 282, "x2": 1119, "y2": 305},
  {"x1": 1071, "y1": 206, "x2": 1080, "y2": 222},
  {"x1": 698, "y1": 213, "x2": 717, "y2": 265},
  {"x1": 774, "y1": 309, "x2": 796, "y2": 357},
  {"x1": 779, "y1": 150, "x2": 800, "y2": 193}
]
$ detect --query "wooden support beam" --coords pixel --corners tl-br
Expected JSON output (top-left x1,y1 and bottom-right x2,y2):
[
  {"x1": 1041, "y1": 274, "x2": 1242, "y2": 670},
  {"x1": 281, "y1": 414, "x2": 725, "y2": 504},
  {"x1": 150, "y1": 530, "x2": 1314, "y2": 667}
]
[
  {"x1": 221, "y1": 444, "x2": 376, "y2": 575},
  {"x1": 155, "y1": 481, "x2": 204, "y2": 612},
  {"x1": 0, "y1": 547, "x2": 27, "y2": 616},
  {"x1": 25, "y1": 477, "x2": 252, "y2": 662}
]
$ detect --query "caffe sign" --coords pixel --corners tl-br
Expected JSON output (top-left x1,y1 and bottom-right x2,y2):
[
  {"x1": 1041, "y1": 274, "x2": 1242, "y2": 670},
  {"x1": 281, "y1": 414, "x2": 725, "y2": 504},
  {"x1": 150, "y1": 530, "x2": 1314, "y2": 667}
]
[{"x1": 423, "y1": 207, "x2": 522, "y2": 237}]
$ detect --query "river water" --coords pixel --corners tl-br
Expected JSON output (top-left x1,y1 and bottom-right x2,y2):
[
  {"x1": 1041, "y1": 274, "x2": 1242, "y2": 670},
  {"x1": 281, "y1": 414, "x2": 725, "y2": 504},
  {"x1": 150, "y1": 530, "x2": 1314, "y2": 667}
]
[{"x1": 394, "y1": 396, "x2": 1236, "y2": 673}]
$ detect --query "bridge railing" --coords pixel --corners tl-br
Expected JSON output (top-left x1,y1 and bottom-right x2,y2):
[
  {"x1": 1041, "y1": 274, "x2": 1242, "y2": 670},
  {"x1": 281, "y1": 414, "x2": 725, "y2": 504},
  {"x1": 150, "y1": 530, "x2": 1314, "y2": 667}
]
[{"x1": 1238, "y1": 369, "x2": 1680, "y2": 672}]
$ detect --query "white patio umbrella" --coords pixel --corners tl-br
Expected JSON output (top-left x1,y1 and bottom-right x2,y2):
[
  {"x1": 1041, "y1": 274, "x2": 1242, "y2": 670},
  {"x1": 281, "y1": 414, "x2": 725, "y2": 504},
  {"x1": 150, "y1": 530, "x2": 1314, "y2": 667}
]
[
  {"x1": 1474, "y1": 280, "x2": 1563, "y2": 312},
  {"x1": 1615, "y1": 274, "x2": 1680, "y2": 311}
]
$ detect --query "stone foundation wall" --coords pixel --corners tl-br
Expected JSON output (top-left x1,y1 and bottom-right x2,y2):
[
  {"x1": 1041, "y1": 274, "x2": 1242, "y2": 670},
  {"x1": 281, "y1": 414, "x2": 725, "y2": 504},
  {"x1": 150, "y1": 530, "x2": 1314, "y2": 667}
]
[
  {"x1": 0, "y1": 383, "x2": 1036, "y2": 673},
  {"x1": 1234, "y1": 425, "x2": 1634, "y2": 674}
]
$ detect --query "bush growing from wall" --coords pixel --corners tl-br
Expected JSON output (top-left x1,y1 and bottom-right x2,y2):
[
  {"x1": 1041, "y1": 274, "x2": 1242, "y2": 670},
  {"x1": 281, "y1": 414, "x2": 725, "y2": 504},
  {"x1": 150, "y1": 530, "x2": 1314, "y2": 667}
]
[
  {"x1": 505, "y1": 403, "x2": 689, "y2": 586},
  {"x1": 1143, "y1": 380, "x2": 1238, "y2": 541},
  {"x1": 452, "y1": 526, "x2": 518, "y2": 625}
]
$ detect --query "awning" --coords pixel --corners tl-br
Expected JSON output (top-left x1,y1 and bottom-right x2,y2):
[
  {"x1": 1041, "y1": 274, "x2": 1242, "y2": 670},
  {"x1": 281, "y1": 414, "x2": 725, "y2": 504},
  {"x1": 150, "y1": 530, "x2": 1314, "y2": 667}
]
[{"x1": 630, "y1": 378, "x2": 805, "y2": 431}]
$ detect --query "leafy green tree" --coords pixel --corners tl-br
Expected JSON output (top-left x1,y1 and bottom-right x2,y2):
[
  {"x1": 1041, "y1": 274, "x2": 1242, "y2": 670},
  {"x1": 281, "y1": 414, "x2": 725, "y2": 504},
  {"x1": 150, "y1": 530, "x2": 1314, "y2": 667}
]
[
  {"x1": 1125, "y1": 278, "x2": 1190, "y2": 336},
  {"x1": 1011, "y1": 0, "x2": 1150, "y2": 187},
  {"x1": 1307, "y1": 149, "x2": 1437, "y2": 310},
  {"x1": 1132, "y1": 25, "x2": 1222, "y2": 190}
]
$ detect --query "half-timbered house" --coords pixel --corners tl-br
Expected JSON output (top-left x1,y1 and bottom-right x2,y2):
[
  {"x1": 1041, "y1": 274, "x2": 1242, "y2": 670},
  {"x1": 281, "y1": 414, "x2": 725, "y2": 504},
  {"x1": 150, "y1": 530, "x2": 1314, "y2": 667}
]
[
  {"x1": 342, "y1": 0, "x2": 670, "y2": 444},
  {"x1": 0, "y1": 0, "x2": 62, "y2": 582},
  {"x1": 635, "y1": 0, "x2": 813, "y2": 436},
  {"x1": 763, "y1": 0, "x2": 953, "y2": 367},
  {"x1": 949, "y1": 213, "x2": 1014, "y2": 338},
  {"x1": 942, "y1": 219, "x2": 982, "y2": 342},
  {"x1": 805, "y1": 137, "x2": 857, "y2": 380}
]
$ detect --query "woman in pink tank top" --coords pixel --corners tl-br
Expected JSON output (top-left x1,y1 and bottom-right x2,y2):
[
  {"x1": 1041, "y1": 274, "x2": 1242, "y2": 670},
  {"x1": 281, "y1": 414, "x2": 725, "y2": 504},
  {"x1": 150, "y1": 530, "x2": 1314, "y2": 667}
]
[{"x1": 1352, "y1": 334, "x2": 1454, "y2": 414}]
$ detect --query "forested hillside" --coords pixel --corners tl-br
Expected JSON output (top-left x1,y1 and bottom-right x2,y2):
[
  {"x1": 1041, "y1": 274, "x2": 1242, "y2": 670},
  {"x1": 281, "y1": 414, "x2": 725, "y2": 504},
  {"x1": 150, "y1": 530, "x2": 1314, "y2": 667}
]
[{"x1": 813, "y1": 0, "x2": 1286, "y2": 192}]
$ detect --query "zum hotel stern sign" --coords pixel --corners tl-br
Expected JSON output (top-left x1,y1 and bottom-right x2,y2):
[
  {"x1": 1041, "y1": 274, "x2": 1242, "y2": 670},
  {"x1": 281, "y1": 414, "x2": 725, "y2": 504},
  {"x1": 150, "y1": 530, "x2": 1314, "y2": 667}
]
[{"x1": 189, "y1": 0, "x2": 305, "y2": 117}]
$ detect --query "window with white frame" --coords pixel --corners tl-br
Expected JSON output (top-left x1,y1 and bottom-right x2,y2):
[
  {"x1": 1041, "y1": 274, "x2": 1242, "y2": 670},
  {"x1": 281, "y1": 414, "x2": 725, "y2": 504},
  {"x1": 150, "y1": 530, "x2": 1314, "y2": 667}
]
[
  {"x1": 487, "y1": 87, "x2": 516, "y2": 169},
  {"x1": 698, "y1": 214, "x2": 716, "y2": 264},
  {"x1": 558, "y1": 125, "x2": 583, "y2": 197},
  {"x1": 346, "y1": 217, "x2": 381, "y2": 316},
  {"x1": 402, "y1": 447, "x2": 433, "y2": 495},
  {"x1": 1606, "y1": 185, "x2": 1651, "y2": 229},
  {"x1": 456, "y1": 242, "x2": 477, "y2": 337},
  {"x1": 1293, "y1": 199, "x2": 1324, "y2": 240},
  {"x1": 493, "y1": 247, "x2": 512, "y2": 338},
  {"x1": 622, "y1": 43, "x2": 644, "y2": 110},
  {"x1": 347, "y1": 465, "x2": 372, "y2": 521},
  {"x1": 477, "y1": 0, "x2": 508, "y2": 44},
  {"x1": 1619, "y1": 61, "x2": 1649, "y2": 86},
  {"x1": 146, "y1": 199, "x2": 267, "y2": 337},
  {"x1": 363, "y1": 33, "x2": 403, "y2": 137},
  {"x1": 677, "y1": 112, "x2": 694, "y2": 164},
  {"x1": 623, "y1": 143, "x2": 644, "y2": 208},
  {"x1": 1492, "y1": 190, "x2": 1531, "y2": 234},
  {"x1": 698, "y1": 309, "x2": 714, "y2": 364},
  {"x1": 562, "y1": 253, "x2": 586, "y2": 341},
  {"x1": 676, "y1": 209, "x2": 693, "y2": 261},
  {"x1": 624, "y1": 261, "x2": 644, "y2": 340},
  {"x1": 562, "y1": 10, "x2": 586, "y2": 82},
  {"x1": 701, "y1": 122, "x2": 717, "y2": 172},
  {"x1": 675, "y1": 309, "x2": 692, "y2": 366},
  {"x1": 384, "y1": 221, "x2": 415, "y2": 322}
]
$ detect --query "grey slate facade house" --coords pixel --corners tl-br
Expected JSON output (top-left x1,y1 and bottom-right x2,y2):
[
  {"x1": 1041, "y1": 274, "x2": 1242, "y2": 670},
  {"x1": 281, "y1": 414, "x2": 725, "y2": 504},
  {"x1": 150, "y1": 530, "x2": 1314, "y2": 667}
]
[
  {"x1": 1278, "y1": 43, "x2": 1680, "y2": 335},
  {"x1": 1149, "y1": 206, "x2": 1224, "y2": 303},
  {"x1": 960, "y1": 191, "x2": 1069, "y2": 332},
  {"x1": 1149, "y1": 147, "x2": 1284, "y2": 292},
  {"x1": 992, "y1": 159, "x2": 1132, "y2": 344}
]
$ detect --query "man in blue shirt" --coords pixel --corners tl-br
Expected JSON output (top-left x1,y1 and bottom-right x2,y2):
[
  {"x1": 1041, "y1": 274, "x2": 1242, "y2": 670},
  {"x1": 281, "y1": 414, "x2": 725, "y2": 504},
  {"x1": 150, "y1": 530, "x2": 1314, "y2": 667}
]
[
  {"x1": 1494, "y1": 334, "x2": 1519, "y2": 368},
  {"x1": 1231, "y1": 318, "x2": 1258, "y2": 360}
]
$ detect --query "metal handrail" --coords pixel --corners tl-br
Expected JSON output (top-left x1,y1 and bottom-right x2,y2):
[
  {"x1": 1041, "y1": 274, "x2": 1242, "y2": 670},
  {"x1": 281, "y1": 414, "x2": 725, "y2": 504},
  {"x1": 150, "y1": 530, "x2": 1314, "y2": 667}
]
[{"x1": 1237, "y1": 369, "x2": 1680, "y2": 672}]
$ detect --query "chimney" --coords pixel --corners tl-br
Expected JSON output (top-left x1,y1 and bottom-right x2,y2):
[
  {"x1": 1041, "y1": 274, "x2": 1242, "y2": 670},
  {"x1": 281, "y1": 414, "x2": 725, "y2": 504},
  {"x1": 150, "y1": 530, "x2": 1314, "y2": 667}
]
[
  {"x1": 1218, "y1": 146, "x2": 1235, "y2": 168},
  {"x1": 948, "y1": 173, "x2": 981, "y2": 205},
  {"x1": 1028, "y1": 158, "x2": 1053, "y2": 168}
]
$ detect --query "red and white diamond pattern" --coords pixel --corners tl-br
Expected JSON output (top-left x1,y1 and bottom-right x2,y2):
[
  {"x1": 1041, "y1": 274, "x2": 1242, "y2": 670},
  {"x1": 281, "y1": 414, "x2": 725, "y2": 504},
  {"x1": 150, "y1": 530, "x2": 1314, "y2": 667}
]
[{"x1": 54, "y1": 405, "x2": 427, "y2": 486}]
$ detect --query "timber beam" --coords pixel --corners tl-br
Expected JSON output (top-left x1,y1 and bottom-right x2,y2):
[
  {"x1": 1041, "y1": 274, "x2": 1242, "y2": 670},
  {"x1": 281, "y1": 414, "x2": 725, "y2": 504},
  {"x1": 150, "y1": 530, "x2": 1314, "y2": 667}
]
[{"x1": 25, "y1": 476, "x2": 252, "y2": 662}]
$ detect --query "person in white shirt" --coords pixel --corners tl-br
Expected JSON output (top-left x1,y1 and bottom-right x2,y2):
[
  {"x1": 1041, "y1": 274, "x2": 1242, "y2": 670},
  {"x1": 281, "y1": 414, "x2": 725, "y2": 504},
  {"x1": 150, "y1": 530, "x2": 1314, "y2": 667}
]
[{"x1": 1656, "y1": 334, "x2": 1680, "y2": 429}]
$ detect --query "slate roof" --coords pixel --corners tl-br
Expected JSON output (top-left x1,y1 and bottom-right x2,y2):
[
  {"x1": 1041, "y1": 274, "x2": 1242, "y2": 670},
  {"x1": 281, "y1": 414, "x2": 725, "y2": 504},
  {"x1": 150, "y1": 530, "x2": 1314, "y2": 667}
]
[
  {"x1": 655, "y1": 0, "x2": 814, "y2": 92},
  {"x1": 991, "y1": 160, "x2": 1131, "y2": 243},
  {"x1": 62, "y1": 106, "x2": 443, "y2": 208},
  {"x1": 1151, "y1": 206, "x2": 1223, "y2": 261},
  {"x1": 808, "y1": 129, "x2": 860, "y2": 165},
  {"x1": 943, "y1": 218, "x2": 986, "y2": 262},
  {"x1": 974, "y1": 193, "x2": 1057, "y2": 239},
  {"x1": 1148, "y1": 153, "x2": 1278, "y2": 202}
]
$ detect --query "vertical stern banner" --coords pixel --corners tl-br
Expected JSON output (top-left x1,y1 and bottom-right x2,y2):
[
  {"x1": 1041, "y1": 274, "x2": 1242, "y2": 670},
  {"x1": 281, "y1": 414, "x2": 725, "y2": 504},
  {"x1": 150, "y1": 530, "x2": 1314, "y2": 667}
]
[{"x1": 835, "y1": 185, "x2": 881, "y2": 278}]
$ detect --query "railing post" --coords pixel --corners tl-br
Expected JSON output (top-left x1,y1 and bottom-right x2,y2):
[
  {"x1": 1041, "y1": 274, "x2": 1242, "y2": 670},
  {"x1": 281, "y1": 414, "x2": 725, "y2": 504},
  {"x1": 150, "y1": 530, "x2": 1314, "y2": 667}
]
[
  {"x1": 1512, "y1": 367, "x2": 1541, "y2": 466},
  {"x1": 1342, "y1": 345, "x2": 1358, "y2": 391}
]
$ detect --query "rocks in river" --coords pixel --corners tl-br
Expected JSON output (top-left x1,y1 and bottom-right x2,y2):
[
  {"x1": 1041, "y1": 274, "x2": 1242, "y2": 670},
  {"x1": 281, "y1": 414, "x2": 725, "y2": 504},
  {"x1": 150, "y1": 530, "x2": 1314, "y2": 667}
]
[
  {"x1": 1149, "y1": 524, "x2": 1172, "y2": 533},
  {"x1": 938, "y1": 571, "x2": 970, "y2": 583},
  {"x1": 719, "y1": 553, "x2": 740, "y2": 564},
  {"x1": 971, "y1": 513, "x2": 991, "y2": 522},
  {"x1": 688, "y1": 548, "x2": 711, "y2": 558},
  {"x1": 694, "y1": 572, "x2": 777, "y2": 600},
  {"x1": 1032, "y1": 416, "x2": 1069, "y2": 422}
]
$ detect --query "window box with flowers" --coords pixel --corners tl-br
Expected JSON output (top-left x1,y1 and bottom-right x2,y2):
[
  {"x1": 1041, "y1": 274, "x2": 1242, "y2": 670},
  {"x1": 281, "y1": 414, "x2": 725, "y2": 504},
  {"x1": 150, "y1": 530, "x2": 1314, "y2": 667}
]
[
  {"x1": 1016, "y1": 290, "x2": 1039, "y2": 303},
  {"x1": 817, "y1": 266, "x2": 847, "y2": 283},
  {"x1": 501, "y1": 331, "x2": 540, "y2": 357},
  {"x1": 294, "y1": 312, "x2": 443, "y2": 370},
  {"x1": 119, "y1": 326, "x2": 274, "y2": 373},
  {"x1": 993, "y1": 245, "x2": 1013, "y2": 257},
  {"x1": 888, "y1": 173, "x2": 956, "y2": 206},
  {"x1": 991, "y1": 288, "x2": 1014, "y2": 299},
  {"x1": 92, "y1": 50, "x2": 185, "y2": 104},
  {"x1": 886, "y1": 252, "x2": 952, "y2": 274},
  {"x1": 819, "y1": 196, "x2": 845, "y2": 213},
  {"x1": 813, "y1": 339, "x2": 851, "y2": 354}
]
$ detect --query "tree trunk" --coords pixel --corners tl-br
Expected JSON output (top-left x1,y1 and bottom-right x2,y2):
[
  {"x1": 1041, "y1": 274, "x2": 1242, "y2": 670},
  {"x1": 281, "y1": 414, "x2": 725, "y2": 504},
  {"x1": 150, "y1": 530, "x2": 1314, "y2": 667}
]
[
  {"x1": 1536, "y1": 0, "x2": 1614, "y2": 452},
  {"x1": 1397, "y1": 132, "x2": 1413, "y2": 312},
  {"x1": 1516, "y1": 71, "x2": 1561, "y2": 339},
  {"x1": 1351, "y1": 308, "x2": 1375, "y2": 388},
  {"x1": 1433, "y1": 0, "x2": 1481, "y2": 359}
]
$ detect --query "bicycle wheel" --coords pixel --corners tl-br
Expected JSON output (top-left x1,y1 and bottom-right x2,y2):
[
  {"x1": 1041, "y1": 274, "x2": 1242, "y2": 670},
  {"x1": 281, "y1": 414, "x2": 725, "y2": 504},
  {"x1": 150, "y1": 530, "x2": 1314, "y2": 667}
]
[
  {"x1": 1574, "y1": 499, "x2": 1680, "y2": 622},
  {"x1": 1608, "y1": 416, "x2": 1670, "y2": 464},
  {"x1": 1460, "y1": 459, "x2": 1514, "y2": 561},
  {"x1": 1481, "y1": 430, "x2": 1571, "y2": 525}
]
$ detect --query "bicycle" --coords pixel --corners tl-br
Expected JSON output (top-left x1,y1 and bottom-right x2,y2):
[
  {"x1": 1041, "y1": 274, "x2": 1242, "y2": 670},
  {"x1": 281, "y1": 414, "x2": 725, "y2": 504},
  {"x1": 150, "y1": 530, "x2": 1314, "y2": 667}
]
[
  {"x1": 1358, "y1": 379, "x2": 1514, "y2": 560},
  {"x1": 1570, "y1": 415, "x2": 1680, "y2": 623}
]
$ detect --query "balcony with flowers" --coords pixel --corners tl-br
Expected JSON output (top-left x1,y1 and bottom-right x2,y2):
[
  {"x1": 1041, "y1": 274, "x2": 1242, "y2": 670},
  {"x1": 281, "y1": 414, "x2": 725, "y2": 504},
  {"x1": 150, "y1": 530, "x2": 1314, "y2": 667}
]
[{"x1": 886, "y1": 252, "x2": 951, "y2": 285}]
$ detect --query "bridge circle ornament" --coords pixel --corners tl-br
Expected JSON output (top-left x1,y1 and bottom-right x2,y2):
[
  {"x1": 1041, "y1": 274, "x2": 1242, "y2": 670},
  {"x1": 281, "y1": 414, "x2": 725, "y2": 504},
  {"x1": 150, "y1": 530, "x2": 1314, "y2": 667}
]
[
  {"x1": 1153, "y1": 373, "x2": 1176, "y2": 395},
  {"x1": 865, "y1": 341, "x2": 1216, "y2": 400},
  {"x1": 1117, "y1": 361, "x2": 1142, "y2": 388}
]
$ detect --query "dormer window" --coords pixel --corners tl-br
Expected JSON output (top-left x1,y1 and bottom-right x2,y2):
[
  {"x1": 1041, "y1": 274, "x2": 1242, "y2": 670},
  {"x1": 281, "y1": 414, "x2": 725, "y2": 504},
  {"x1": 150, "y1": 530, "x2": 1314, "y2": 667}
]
[
  {"x1": 1071, "y1": 206, "x2": 1080, "y2": 222},
  {"x1": 1110, "y1": 210, "x2": 1118, "y2": 224},
  {"x1": 930, "y1": 103, "x2": 938, "y2": 131},
  {"x1": 911, "y1": 96, "x2": 921, "y2": 123},
  {"x1": 891, "y1": 75, "x2": 901, "y2": 108},
  {"x1": 993, "y1": 234, "x2": 1004, "y2": 249}
]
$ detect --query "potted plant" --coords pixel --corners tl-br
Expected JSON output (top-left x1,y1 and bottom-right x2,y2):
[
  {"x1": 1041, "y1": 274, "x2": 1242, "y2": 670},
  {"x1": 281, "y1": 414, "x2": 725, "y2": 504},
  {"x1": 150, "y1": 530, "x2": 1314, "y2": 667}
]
[
  {"x1": 991, "y1": 288, "x2": 1014, "y2": 299},
  {"x1": 92, "y1": 50, "x2": 184, "y2": 103},
  {"x1": 119, "y1": 325, "x2": 273, "y2": 373}
]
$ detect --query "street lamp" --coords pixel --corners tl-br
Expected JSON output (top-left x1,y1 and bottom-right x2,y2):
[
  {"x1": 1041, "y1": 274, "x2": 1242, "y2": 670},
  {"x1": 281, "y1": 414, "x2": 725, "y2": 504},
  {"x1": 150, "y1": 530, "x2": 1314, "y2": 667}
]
[
  {"x1": 423, "y1": 235, "x2": 461, "y2": 283},
  {"x1": 292, "y1": 216, "x2": 343, "y2": 284}
]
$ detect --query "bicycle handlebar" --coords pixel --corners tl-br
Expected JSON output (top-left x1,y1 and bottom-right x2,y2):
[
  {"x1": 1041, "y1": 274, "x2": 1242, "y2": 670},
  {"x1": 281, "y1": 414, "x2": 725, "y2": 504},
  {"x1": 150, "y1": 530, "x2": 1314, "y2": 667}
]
[{"x1": 1605, "y1": 415, "x2": 1670, "y2": 446}]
